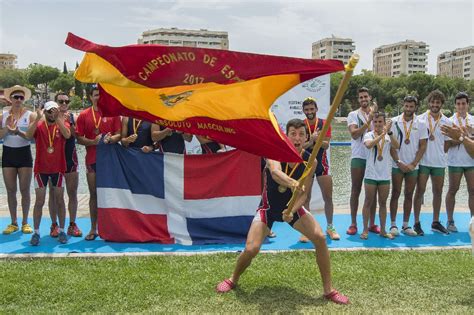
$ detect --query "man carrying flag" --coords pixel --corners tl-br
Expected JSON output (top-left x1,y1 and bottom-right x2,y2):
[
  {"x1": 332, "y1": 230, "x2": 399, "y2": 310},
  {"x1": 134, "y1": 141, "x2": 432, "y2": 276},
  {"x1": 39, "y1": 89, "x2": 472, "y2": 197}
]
[{"x1": 215, "y1": 118, "x2": 349, "y2": 304}]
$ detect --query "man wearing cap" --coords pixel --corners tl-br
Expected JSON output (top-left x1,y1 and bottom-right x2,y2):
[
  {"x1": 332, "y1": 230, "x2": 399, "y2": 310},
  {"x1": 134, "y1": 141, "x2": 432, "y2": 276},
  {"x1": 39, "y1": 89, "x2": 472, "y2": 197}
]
[
  {"x1": 25, "y1": 101, "x2": 71, "y2": 245},
  {"x1": 0, "y1": 85, "x2": 34, "y2": 235},
  {"x1": 76, "y1": 86, "x2": 121, "y2": 241}
]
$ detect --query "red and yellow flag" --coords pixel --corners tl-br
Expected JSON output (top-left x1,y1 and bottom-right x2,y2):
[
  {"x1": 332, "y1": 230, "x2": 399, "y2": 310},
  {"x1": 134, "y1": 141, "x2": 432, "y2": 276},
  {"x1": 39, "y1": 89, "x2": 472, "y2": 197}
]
[{"x1": 66, "y1": 33, "x2": 344, "y2": 162}]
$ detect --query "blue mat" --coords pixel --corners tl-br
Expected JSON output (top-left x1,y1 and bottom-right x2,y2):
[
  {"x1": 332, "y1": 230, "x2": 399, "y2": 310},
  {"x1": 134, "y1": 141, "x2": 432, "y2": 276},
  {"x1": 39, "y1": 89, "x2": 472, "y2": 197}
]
[{"x1": 0, "y1": 213, "x2": 471, "y2": 255}]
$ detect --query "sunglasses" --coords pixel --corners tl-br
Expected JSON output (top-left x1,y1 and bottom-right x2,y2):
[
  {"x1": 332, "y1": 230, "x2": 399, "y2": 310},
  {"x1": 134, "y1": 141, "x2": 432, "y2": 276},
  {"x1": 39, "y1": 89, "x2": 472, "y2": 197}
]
[
  {"x1": 45, "y1": 109, "x2": 55, "y2": 114},
  {"x1": 12, "y1": 95, "x2": 25, "y2": 100},
  {"x1": 57, "y1": 100, "x2": 70, "y2": 105}
]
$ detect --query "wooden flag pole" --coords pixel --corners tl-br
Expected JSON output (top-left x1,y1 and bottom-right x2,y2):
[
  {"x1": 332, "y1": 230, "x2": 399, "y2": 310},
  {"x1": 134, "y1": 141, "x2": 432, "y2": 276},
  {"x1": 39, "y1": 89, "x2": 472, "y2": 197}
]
[{"x1": 283, "y1": 54, "x2": 360, "y2": 216}]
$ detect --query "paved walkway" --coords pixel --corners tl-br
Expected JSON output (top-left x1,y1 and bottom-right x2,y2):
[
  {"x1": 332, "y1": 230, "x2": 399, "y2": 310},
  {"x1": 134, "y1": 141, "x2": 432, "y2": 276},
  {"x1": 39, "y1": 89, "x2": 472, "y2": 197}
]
[{"x1": 0, "y1": 212, "x2": 471, "y2": 257}]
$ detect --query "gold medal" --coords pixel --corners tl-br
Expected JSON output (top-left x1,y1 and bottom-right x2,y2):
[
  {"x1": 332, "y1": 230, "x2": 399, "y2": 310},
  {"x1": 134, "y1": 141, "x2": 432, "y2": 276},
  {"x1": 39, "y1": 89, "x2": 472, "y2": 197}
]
[
  {"x1": 47, "y1": 147, "x2": 54, "y2": 154},
  {"x1": 377, "y1": 155, "x2": 383, "y2": 161},
  {"x1": 405, "y1": 139, "x2": 410, "y2": 144},
  {"x1": 278, "y1": 185, "x2": 287, "y2": 193},
  {"x1": 94, "y1": 128, "x2": 100, "y2": 135},
  {"x1": 429, "y1": 134, "x2": 435, "y2": 141}
]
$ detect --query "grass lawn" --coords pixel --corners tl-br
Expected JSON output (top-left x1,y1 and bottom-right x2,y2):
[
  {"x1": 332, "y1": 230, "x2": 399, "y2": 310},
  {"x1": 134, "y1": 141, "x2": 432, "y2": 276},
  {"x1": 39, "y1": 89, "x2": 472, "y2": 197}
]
[{"x1": 1, "y1": 249, "x2": 473, "y2": 313}]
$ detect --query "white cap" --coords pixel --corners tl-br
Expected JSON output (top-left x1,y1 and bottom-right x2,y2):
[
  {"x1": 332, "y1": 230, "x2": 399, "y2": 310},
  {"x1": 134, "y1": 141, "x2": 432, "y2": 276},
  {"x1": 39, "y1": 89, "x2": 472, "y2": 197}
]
[{"x1": 44, "y1": 101, "x2": 59, "y2": 111}]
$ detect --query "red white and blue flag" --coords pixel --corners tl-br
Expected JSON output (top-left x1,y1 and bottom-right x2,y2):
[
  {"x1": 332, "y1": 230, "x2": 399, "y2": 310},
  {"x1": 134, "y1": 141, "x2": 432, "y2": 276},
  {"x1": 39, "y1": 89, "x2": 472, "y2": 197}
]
[{"x1": 96, "y1": 143, "x2": 261, "y2": 244}]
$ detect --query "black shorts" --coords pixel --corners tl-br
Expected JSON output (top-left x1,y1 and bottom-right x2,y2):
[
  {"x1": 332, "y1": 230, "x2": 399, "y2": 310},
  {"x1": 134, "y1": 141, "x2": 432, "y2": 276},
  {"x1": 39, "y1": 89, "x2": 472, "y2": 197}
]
[
  {"x1": 34, "y1": 173, "x2": 64, "y2": 188},
  {"x1": 2, "y1": 145, "x2": 33, "y2": 168},
  {"x1": 254, "y1": 207, "x2": 308, "y2": 230},
  {"x1": 315, "y1": 160, "x2": 330, "y2": 177}
]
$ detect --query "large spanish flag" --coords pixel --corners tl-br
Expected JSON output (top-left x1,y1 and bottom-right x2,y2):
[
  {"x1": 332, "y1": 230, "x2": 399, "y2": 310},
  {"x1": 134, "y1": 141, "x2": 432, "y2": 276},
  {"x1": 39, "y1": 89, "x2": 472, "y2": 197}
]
[{"x1": 66, "y1": 33, "x2": 344, "y2": 162}]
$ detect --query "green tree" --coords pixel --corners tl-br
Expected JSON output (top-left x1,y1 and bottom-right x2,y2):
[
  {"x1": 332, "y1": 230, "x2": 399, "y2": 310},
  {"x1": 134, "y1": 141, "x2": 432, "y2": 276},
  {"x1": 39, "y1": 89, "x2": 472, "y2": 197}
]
[
  {"x1": 74, "y1": 61, "x2": 84, "y2": 99},
  {"x1": 339, "y1": 99, "x2": 353, "y2": 117},
  {"x1": 0, "y1": 68, "x2": 27, "y2": 88},
  {"x1": 384, "y1": 104, "x2": 394, "y2": 117},
  {"x1": 26, "y1": 63, "x2": 60, "y2": 98},
  {"x1": 332, "y1": 71, "x2": 473, "y2": 117},
  {"x1": 50, "y1": 73, "x2": 74, "y2": 93},
  {"x1": 330, "y1": 72, "x2": 343, "y2": 104},
  {"x1": 68, "y1": 95, "x2": 83, "y2": 110}
]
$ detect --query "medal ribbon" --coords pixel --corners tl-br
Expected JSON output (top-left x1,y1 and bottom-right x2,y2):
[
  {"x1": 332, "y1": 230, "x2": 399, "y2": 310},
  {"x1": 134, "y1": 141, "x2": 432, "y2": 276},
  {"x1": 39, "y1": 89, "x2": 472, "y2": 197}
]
[
  {"x1": 8, "y1": 108, "x2": 25, "y2": 129},
  {"x1": 456, "y1": 112, "x2": 468, "y2": 129},
  {"x1": 305, "y1": 118, "x2": 319, "y2": 136},
  {"x1": 376, "y1": 132, "x2": 386, "y2": 159},
  {"x1": 359, "y1": 109, "x2": 371, "y2": 131},
  {"x1": 428, "y1": 110, "x2": 441, "y2": 137},
  {"x1": 402, "y1": 113, "x2": 414, "y2": 143},
  {"x1": 46, "y1": 123, "x2": 57, "y2": 149},
  {"x1": 283, "y1": 149, "x2": 308, "y2": 179},
  {"x1": 133, "y1": 118, "x2": 142, "y2": 134},
  {"x1": 91, "y1": 108, "x2": 101, "y2": 130}
]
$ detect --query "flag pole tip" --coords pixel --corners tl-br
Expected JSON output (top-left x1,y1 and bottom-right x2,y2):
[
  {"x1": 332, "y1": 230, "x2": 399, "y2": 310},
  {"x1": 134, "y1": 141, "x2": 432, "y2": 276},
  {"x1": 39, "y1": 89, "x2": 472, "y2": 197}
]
[{"x1": 345, "y1": 54, "x2": 360, "y2": 71}]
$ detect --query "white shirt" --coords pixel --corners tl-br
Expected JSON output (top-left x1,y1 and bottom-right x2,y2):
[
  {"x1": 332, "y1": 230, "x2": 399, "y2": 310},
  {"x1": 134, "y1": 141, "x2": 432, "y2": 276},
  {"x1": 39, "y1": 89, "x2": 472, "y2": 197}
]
[
  {"x1": 1, "y1": 109, "x2": 32, "y2": 148},
  {"x1": 418, "y1": 111, "x2": 451, "y2": 168},
  {"x1": 347, "y1": 109, "x2": 371, "y2": 160},
  {"x1": 447, "y1": 113, "x2": 474, "y2": 167},
  {"x1": 363, "y1": 131, "x2": 392, "y2": 181},
  {"x1": 391, "y1": 114, "x2": 428, "y2": 169}
]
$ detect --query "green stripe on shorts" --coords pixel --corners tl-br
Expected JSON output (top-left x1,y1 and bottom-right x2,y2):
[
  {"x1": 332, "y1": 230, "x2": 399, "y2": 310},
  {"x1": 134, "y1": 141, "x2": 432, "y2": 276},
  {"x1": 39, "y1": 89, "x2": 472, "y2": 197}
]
[
  {"x1": 364, "y1": 178, "x2": 390, "y2": 186},
  {"x1": 392, "y1": 168, "x2": 419, "y2": 177},
  {"x1": 448, "y1": 166, "x2": 474, "y2": 174},
  {"x1": 351, "y1": 158, "x2": 366, "y2": 169},
  {"x1": 419, "y1": 165, "x2": 445, "y2": 177}
]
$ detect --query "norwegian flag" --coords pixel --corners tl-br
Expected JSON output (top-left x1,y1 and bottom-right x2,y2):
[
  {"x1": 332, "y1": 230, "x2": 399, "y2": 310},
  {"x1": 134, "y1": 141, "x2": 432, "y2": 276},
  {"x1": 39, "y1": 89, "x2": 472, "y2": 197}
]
[{"x1": 96, "y1": 143, "x2": 261, "y2": 245}]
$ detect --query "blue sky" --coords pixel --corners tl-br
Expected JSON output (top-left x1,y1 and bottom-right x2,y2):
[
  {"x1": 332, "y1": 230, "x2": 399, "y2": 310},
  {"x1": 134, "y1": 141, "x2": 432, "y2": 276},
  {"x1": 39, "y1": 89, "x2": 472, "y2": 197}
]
[{"x1": 0, "y1": 0, "x2": 472, "y2": 74}]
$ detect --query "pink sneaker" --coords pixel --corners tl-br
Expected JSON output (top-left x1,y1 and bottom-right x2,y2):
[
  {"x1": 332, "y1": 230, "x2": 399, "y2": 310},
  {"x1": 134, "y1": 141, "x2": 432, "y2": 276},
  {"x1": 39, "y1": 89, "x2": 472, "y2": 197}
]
[
  {"x1": 216, "y1": 279, "x2": 236, "y2": 293},
  {"x1": 50, "y1": 223, "x2": 59, "y2": 238},
  {"x1": 369, "y1": 224, "x2": 381, "y2": 234},
  {"x1": 346, "y1": 225, "x2": 357, "y2": 235},
  {"x1": 324, "y1": 290, "x2": 350, "y2": 305}
]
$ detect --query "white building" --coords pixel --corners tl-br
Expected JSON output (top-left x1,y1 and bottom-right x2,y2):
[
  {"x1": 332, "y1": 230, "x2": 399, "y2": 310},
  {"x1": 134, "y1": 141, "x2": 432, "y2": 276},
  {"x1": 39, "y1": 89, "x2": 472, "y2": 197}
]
[
  {"x1": 438, "y1": 46, "x2": 474, "y2": 80},
  {"x1": 312, "y1": 36, "x2": 355, "y2": 64},
  {"x1": 373, "y1": 40, "x2": 429, "y2": 77},
  {"x1": 138, "y1": 27, "x2": 229, "y2": 50}
]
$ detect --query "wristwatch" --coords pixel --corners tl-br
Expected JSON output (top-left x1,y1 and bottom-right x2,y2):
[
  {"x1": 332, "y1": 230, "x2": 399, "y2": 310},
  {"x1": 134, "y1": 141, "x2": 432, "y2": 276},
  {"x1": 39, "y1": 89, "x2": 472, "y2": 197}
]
[
  {"x1": 387, "y1": 131, "x2": 393, "y2": 136},
  {"x1": 459, "y1": 136, "x2": 464, "y2": 142},
  {"x1": 396, "y1": 159, "x2": 401, "y2": 164}
]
